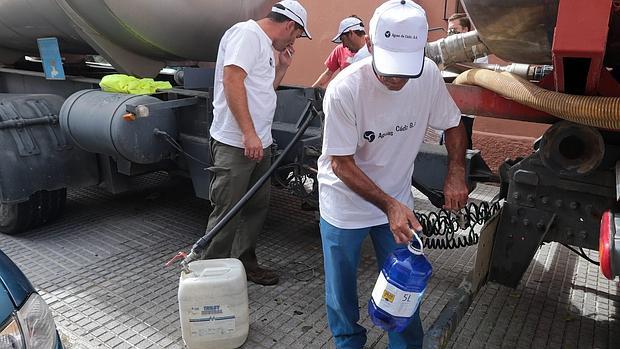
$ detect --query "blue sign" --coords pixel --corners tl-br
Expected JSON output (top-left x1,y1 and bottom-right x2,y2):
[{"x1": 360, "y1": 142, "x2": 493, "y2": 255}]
[{"x1": 37, "y1": 37, "x2": 65, "y2": 80}]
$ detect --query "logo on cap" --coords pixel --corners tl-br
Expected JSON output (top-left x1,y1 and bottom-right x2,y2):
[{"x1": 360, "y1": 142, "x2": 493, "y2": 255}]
[{"x1": 384, "y1": 31, "x2": 391, "y2": 38}]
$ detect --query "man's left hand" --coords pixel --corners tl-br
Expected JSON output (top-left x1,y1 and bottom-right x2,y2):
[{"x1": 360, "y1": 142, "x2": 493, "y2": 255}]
[{"x1": 443, "y1": 171, "x2": 468, "y2": 210}]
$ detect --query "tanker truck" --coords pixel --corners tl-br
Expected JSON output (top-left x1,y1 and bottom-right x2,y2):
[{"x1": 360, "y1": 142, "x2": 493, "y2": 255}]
[
  {"x1": 0, "y1": 0, "x2": 324, "y2": 235},
  {"x1": 422, "y1": 0, "x2": 620, "y2": 346},
  {"x1": 2, "y1": 0, "x2": 618, "y2": 300},
  {"x1": 0, "y1": 0, "x2": 491, "y2": 238}
]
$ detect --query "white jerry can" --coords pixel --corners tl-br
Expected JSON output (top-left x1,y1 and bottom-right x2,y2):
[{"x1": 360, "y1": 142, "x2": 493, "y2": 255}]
[{"x1": 178, "y1": 258, "x2": 249, "y2": 349}]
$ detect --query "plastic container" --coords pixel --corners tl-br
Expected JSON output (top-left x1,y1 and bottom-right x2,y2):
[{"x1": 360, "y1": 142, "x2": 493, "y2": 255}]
[
  {"x1": 178, "y1": 258, "x2": 249, "y2": 349},
  {"x1": 368, "y1": 232, "x2": 432, "y2": 332}
]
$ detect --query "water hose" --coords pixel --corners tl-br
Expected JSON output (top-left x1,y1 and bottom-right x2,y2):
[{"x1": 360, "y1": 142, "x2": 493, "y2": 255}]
[
  {"x1": 177, "y1": 101, "x2": 320, "y2": 270},
  {"x1": 453, "y1": 69, "x2": 620, "y2": 130}
]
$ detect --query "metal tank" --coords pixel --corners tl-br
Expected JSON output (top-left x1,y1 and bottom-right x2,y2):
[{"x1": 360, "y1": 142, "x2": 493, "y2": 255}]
[
  {"x1": 460, "y1": 0, "x2": 560, "y2": 63},
  {"x1": 59, "y1": 90, "x2": 177, "y2": 165},
  {"x1": 0, "y1": 0, "x2": 276, "y2": 76}
]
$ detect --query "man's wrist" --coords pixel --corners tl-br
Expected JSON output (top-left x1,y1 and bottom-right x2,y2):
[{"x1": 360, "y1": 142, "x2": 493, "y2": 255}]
[
  {"x1": 447, "y1": 162, "x2": 466, "y2": 175},
  {"x1": 380, "y1": 196, "x2": 398, "y2": 214},
  {"x1": 241, "y1": 128, "x2": 258, "y2": 139}
]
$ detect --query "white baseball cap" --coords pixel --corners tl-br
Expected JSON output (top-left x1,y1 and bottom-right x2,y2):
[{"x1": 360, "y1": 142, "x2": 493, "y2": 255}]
[
  {"x1": 271, "y1": 0, "x2": 312, "y2": 39},
  {"x1": 332, "y1": 17, "x2": 365, "y2": 43},
  {"x1": 369, "y1": 0, "x2": 428, "y2": 78}
]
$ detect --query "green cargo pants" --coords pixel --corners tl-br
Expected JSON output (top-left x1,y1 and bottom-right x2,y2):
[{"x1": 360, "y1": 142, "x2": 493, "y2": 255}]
[{"x1": 202, "y1": 139, "x2": 271, "y2": 270}]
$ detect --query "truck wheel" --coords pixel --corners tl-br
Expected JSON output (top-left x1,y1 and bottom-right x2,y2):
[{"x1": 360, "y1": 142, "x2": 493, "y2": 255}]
[{"x1": 0, "y1": 189, "x2": 67, "y2": 235}]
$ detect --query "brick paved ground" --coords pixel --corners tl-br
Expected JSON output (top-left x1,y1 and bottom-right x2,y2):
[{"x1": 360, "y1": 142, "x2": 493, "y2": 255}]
[{"x1": 1, "y1": 175, "x2": 618, "y2": 348}]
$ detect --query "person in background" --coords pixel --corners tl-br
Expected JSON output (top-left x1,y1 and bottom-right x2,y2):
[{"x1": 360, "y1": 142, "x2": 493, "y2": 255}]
[
  {"x1": 202, "y1": 0, "x2": 311, "y2": 286},
  {"x1": 312, "y1": 15, "x2": 368, "y2": 89},
  {"x1": 446, "y1": 12, "x2": 487, "y2": 149},
  {"x1": 317, "y1": 1, "x2": 468, "y2": 347}
]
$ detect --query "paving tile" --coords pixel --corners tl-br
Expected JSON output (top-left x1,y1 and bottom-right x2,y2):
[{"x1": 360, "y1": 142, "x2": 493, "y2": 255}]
[{"x1": 1, "y1": 180, "x2": 617, "y2": 348}]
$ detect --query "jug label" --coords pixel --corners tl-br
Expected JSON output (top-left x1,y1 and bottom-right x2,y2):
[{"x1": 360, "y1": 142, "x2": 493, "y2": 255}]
[
  {"x1": 188, "y1": 304, "x2": 236, "y2": 338},
  {"x1": 371, "y1": 272, "x2": 422, "y2": 318}
]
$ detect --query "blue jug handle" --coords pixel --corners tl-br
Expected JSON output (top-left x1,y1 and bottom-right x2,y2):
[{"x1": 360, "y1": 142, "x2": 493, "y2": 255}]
[{"x1": 408, "y1": 229, "x2": 424, "y2": 255}]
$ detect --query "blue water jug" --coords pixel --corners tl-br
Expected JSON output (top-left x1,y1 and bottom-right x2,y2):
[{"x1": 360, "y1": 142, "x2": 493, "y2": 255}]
[{"x1": 368, "y1": 231, "x2": 432, "y2": 332}]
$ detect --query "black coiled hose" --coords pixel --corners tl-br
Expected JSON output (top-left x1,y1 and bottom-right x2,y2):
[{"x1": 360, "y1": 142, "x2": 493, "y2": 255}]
[{"x1": 416, "y1": 201, "x2": 501, "y2": 249}]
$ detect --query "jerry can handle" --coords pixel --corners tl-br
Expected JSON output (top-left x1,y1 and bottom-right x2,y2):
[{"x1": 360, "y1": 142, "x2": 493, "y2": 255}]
[{"x1": 408, "y1": 229, "x2": 424, "y2": 255}]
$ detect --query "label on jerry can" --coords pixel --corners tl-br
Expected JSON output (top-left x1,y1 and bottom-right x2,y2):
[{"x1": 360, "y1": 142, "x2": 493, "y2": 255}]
[
  {"x1": 188, "y1": 304, "x2": 236, "y2": 338},
  {"x1": 371, "y1": 272, "x2": 422, "y2": 318}
]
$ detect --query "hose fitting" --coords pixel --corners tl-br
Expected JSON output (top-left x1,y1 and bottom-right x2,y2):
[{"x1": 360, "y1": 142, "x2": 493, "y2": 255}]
[{"x1": 426, "y1": 30, "x2": 490, "y2": 67}]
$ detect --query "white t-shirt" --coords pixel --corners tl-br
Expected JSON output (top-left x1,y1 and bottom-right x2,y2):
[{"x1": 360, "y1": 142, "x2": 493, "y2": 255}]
[
  {"x1": 317, "y1": 57, "x2": 461, "y2": 229},
  {"x1": 349, "y1": 45, "x2": 370, "y2": 65},
  {"x1": 210, "y1": 20, "x2": 276, "y2": 148}
]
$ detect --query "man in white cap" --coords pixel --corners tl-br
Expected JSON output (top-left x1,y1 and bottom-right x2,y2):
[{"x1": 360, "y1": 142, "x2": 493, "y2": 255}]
[
  {"x1": 203, "y1": 0, "x2": 311, "y2": 286},
  {"x1": 317, "y1": 0, "x2": 468, "y2": 347},
  {"x1": 311, "y1": 15, "x2": 368, "y2": 89}
]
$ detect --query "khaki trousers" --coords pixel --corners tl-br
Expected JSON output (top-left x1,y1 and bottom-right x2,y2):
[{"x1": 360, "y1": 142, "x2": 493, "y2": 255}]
[{"x1": 203, "y1": 139, "x2": 271, "y2": 270}]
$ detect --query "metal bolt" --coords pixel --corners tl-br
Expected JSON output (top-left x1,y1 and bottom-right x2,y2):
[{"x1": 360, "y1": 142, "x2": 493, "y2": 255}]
[
  {"x1": 570, "y1": 202, "x2": 579, "y2": 210},
  {"x1": 523, "y1": 219, "x2": 530, "y2": 227},
  {"x1": 541, "y1": 197, "x2": 550, "y2": 205}
]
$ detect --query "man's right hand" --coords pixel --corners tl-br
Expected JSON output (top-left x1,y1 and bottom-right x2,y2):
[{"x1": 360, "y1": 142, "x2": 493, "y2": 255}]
[
  {"x1": 242, "y1": 133, "x2": 263, "y2": 161},
  {"x1": 386, "y1": 199, "x2": 422, "y2": 244}
]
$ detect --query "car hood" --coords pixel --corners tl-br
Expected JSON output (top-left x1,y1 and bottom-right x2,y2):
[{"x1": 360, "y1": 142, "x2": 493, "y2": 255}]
[
  {"x1": 0, "y1": 286, "x2": 13, "y2": 323},
  {"x1": 0, "y1": 250, "x2": 35, "y2": 309}
]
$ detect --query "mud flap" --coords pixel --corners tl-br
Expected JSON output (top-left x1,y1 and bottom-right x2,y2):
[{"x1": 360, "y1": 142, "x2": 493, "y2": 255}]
[{"x1": 423, "y1": 209, "x2": 500, "y2": 349}]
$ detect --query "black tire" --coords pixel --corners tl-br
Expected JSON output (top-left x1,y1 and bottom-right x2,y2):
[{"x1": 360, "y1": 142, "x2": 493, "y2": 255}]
[{"x1": 0, "y1": 188, "x2": 67, "y2": 235}]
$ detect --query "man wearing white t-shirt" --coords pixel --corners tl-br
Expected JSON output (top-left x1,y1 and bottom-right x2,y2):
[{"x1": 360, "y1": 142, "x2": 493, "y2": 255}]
[
  {"x1": 204, "y1": 0, "x2": 311, "y2": 286},
  {"x1": 317, "y1": 1, "x2": 468, "y2": 347}
]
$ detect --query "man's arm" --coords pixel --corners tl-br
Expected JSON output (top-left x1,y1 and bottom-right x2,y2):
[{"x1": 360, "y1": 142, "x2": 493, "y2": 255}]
[
  {"x1": 223, "y1": 65, "x2": 263, "y2": 161},
  {"x1": 273, "y1": 47, "x2": 294, "y2": 89},
  {"x1": 274, "y1": 63, "x2": 288, "y2": 89},
  {"x1": 443, "y1": 121, "x2": 469, "y2": 210},
  {"x1": 331, "y1": 155, "x2": 421, "y2": 244},
  {"x1": 312, "y1": 68, "x2": 335, "y2": 88}
]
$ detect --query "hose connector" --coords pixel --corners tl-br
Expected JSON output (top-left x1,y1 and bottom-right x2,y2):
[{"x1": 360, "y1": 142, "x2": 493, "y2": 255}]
[{"x1": 425, "y1": 30, "x2": 490, "y2": 68}]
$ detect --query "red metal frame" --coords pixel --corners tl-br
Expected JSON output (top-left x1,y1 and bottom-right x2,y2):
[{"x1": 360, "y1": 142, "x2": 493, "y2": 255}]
[
  {"x1": 552, "y1": 0, "x2": 613, "y2": 94},
  {"x1": 448, "y1": 0, "x2": 620, "y2": 121},
  {"x1": 446, "y1": 84, "x2": 557, "y2": 123}
]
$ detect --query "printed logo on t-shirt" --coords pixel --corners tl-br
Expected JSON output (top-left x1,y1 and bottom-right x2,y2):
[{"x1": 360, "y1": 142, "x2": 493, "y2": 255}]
[
  {"x1": 385, "y1": 31, "x2": 391, "y2": 38},
  {"x1": 364, "y1": 122, "x2": 417, "y2": 143}
]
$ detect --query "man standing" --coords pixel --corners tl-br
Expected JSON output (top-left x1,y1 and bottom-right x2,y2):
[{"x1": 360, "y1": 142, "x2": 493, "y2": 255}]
[
  {"x1": 312, "y1": 16, "x2": 368, "y2": 88},
  {"x1": 446, "y1": 12, "x2": 487, "y2": 149},
  {"x1": 204, "y1": 0, "x2": 311, "y2": 286},
  {"x1": 317, "y1": 1, "x2": 468, "y2": 348}
]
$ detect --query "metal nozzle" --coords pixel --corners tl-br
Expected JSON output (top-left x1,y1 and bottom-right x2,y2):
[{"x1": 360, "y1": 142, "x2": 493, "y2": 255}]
[
  {"x1": 454, "y1": 62, "x2": 554, "y2": 81},
  {"x1": 425, "y1": 30, "x2": 490, "y2": 68},
  {"x1": 180, "y1": 250, "x2": 200, "y2": 274}
]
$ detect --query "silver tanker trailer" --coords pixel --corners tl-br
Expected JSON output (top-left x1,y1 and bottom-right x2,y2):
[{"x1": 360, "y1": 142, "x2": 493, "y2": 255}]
[{"x1": 0, "y1": 0, "x2": 323, "y2": 234}]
